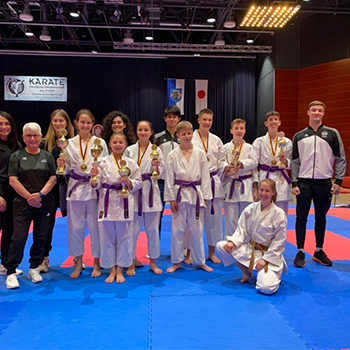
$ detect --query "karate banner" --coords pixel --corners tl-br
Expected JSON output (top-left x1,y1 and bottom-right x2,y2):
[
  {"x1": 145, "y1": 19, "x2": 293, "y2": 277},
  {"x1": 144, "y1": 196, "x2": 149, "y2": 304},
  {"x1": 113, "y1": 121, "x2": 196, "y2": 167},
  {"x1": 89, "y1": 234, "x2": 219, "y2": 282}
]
[
  {"x1": 167, "y1": 79, "x2": 185, "y2": 115},
  {"x1": 4, "y1": 75, "x2": 67, "y2": 101},
  {"x1": 195, "y1": 79, "x2": 208, "y2": 114}
]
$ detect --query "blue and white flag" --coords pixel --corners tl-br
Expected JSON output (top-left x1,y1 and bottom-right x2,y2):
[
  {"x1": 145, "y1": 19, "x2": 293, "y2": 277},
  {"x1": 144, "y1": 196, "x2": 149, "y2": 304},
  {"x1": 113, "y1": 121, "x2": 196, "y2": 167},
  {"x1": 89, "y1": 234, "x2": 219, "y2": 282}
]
[{"x1": 167, "y1": 79, "x2": 185, "y2": 115}]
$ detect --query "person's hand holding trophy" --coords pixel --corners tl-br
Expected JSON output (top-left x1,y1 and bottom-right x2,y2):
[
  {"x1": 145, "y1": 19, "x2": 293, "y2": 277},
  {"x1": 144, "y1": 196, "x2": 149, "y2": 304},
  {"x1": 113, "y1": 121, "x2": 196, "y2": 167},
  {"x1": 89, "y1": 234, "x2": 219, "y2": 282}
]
[
  {"x1": 231, "y1": 142, "x2": 241, "y2": 179},
  {"x1": 56, "y1": 129, "x2": 69, "y2": 175},
  {"x1": 277, "y1": 132, "x2": 287, "y2": 169},
  {"x1": 150, "y1": 144, "x2": 160, "y2": 179},
  {"x1": 119, "y1": 160, "x2": 131, "y2": 197},
  {"x1": 90, "y1": 139, "x2": 103, "y2": 184}
]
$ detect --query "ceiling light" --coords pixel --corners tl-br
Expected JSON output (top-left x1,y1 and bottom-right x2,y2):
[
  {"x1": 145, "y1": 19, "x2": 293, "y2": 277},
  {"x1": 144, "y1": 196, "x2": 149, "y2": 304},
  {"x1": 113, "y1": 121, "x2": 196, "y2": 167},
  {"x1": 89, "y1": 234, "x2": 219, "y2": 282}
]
[
  {"x1": 215, "y1": 33, "x2": 225, "y2": 46},
  {"x1": 70, "y1": 10, "x2": 80, "y2": 18},
  {"x1": 224, "y1": 14, "x2": 236, "y2": 29},
  {"x1": 25, "y1": 30, "x2": 34, "y2": 37},
  {"x1": 246, "y1": 38, "x2": 254, "y2": 44},
  {"x1": 207, "y1": 10, "x2": 216, "y2": 23},
  {"x1": 145, "y1": 31, "x2": 153, "y2": 41},
  {"x1": 39, "y1": 27, "x2": 51, "y2": 42},
  {"x1": 240, "y1": 4, "x2": 301, "y2": 28},
  {"x1": 19, "y1": 3, "x2": 33, "y2": 22},
  {"x1": 123, "y1": 29, "x2": 134, "y2": 44}
]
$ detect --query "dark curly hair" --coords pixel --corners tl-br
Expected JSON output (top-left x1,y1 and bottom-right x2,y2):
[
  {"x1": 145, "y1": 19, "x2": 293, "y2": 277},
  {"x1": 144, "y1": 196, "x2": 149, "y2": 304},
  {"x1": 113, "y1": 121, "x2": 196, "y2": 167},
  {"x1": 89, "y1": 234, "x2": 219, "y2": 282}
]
[
  {"x1": 101, "y1": 111, "x2": 137, "y2": 146},
  {"x1": 0, "y1": 111, "x2": 20, "y2": 151}
]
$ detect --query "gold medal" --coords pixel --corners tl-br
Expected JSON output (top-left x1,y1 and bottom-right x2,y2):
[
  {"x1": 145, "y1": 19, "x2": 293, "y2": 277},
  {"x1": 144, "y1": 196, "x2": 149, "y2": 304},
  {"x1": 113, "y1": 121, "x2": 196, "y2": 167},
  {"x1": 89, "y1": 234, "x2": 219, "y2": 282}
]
[
  {"x1": 80, "y1": 163, "x2": 88, "y2": 172},
  {"x1": 271, "y1": 159, "x2": 277, "y2": 166},
  {"x1": 207, "y1": 156, "x2": 210, "y2": 162},
  {"x1": 99, "y1": 211, "x2": 104, "y2": 219}
]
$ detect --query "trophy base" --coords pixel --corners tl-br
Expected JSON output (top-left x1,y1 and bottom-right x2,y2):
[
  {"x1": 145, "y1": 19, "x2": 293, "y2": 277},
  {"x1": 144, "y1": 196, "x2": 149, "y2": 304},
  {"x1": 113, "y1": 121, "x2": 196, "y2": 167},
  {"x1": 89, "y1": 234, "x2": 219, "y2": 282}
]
[{"x1": 119, "y1": 191, "x2": 128, "y2": 198}]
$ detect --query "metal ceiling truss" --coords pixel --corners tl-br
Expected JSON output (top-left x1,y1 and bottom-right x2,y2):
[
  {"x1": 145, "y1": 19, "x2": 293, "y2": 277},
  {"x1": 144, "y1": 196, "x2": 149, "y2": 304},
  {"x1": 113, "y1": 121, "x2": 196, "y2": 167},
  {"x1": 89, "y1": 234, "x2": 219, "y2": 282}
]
[{"x1": 1, "y1": 0, "x2": 350, "y2": 57}]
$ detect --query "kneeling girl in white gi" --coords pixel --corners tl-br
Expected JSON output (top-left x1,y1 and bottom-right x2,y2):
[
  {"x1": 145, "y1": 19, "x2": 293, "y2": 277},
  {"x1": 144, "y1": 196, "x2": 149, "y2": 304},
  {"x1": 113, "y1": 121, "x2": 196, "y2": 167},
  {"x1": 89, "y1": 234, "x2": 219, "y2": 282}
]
[
  {"x1": 124, "y1": 120, "x2": 164, "y2": 276},
  {"x1": 91, "y1": 132, "x2": 142, "y2": 283},
  {"x1": 216, "y1": 179, "x2": 287, "y2": 295}
]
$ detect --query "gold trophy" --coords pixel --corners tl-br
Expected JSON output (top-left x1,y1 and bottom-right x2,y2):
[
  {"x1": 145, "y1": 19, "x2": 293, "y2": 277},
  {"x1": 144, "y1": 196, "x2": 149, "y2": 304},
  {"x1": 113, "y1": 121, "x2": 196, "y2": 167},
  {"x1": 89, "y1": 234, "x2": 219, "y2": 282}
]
[
  {"x1": 119, "y1": 160, "x2": 131, "y2": 198},
  {"x1": 150, "y1": 144, "x2": 159, "y2": 179},
  {"x1": 231, "y1": 142, "x2": 241, "y2": 179},
  {"x1": 90, "y1": 139, "x2": 103, "y2": 184},
  {"x1": 277, "y1": 138, "x2": 286, "y2": 169},
  {"x1": 56, "y1": 129, "x2": 69, "y2": 175}
]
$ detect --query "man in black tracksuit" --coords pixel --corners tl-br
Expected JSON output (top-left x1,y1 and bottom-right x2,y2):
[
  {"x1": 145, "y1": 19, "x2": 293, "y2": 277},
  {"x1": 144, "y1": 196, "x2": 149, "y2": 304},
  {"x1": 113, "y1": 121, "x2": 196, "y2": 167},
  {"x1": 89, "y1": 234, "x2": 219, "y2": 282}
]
[{"x1": 291, "y1": 100, "x2": 346, "y2": 268}]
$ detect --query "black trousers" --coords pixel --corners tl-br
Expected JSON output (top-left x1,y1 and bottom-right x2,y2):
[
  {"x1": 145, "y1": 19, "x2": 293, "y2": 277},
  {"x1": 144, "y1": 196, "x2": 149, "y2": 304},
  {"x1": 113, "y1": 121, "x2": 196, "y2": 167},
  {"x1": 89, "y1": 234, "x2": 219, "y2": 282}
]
[
  {"x1": 295, "y1": 180, "x2": 332, "y2": 249},
  {"x1": 0, "y1": 199, "x2": 14, "y2": 264},
  {"x1": 4, "y1": 210, "x2": 51, "y2": 275},
  {"x1": 44, "y1": 208, "x2": 57, "y2": 257}
]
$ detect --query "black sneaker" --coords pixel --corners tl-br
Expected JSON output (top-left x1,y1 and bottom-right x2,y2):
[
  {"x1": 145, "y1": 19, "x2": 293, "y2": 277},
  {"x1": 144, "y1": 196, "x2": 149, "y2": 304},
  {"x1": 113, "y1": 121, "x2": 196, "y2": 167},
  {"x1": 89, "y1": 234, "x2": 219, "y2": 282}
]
[
  {"x1": 294, "y1": 251, "x2": 305, "y2": 268},
  {"x1": 312, "y1": 250, "x2": 332, "y2": 266}
]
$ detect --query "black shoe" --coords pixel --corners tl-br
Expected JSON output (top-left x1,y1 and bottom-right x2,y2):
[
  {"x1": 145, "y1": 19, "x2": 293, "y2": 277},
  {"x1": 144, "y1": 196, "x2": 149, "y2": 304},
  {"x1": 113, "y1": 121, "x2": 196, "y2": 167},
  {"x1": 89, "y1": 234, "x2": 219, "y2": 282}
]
[
  {"x1": 294, "y1": 251, "x2": 305, "y2": 268},
  {"x1": 312, "y1": 250, "x2": 332, "y2": 266}
]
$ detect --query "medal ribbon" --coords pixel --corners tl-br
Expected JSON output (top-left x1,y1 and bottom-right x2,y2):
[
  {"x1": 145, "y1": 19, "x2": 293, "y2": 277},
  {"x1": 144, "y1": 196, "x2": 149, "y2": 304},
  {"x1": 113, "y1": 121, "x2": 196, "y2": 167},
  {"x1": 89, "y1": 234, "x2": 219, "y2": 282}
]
[
  {"x1": 113, "y1": 153, "x2": 122, "y2": 169},
  {"x1": 197, "y1": 131, "x2": 209, "y2": 157},
  {"x1": 79, "y1": 135, "x2": 89, "y2": 163},
  {"x1": 268, "y1": 134, "x2": 278, "y2": 158},
  {"x1": 137, "y1": 142, "x2": 149, "y2": 166}
]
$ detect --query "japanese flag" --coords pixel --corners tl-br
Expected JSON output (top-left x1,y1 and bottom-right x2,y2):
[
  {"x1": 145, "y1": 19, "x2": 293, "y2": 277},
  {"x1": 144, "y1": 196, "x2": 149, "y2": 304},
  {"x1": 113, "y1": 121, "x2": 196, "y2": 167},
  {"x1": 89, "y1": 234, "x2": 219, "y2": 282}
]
[{"x1": 195, "y1": 79, "x2": 208, "y2": 115}]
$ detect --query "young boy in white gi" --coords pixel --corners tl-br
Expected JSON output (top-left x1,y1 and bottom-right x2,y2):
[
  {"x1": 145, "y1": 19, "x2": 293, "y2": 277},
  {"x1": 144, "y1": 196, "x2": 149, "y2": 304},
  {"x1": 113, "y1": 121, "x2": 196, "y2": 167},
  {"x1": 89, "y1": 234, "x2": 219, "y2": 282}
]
[
  {"x1": 237, "y1": 111, "x2": 292, "y2": 216},
  {"x1": 222, "y1": 119, "x2": 258, "y2": 236},
  {"x1": 165, "y1": 121, "x2": 213, "y2": 273},
  {"x1": 191, "y1": 108, "x2": 225, "y2": 263},
  {"x1": 217, "y1": 179, "x2": 288, "y2": 295}
]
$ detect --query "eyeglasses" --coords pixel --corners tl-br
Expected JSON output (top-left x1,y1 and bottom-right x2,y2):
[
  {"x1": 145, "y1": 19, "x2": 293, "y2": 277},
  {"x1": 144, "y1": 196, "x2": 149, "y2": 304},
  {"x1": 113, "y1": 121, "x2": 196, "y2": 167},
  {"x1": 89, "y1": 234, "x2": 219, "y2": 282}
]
[{"x1": 24, "y1": 134, "x2": 41, "y2": 139}]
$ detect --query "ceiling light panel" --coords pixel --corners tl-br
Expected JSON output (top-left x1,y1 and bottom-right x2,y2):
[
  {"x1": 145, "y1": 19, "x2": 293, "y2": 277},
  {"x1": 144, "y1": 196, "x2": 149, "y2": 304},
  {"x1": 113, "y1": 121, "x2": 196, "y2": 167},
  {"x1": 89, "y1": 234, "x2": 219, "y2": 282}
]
[{"x1": 240, "y1": 5, "x2": 301, "y2": 28}]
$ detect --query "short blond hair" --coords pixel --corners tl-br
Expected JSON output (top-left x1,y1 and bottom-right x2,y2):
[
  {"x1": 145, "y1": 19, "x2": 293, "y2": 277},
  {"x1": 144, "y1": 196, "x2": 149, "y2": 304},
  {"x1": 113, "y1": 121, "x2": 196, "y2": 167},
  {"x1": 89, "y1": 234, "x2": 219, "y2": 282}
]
[
  {"x1": 231, "y1": 118, "x2": 246, "y2": 128},
  {"x1": 308, "y1": 100, "x2": 326, "y2": 110},
  {"x1": 176, "y1": 121, "x2": 193, "y2": 133},
  {"x1": 198, "y1": 108, "x2": 213, "y2": 118}
]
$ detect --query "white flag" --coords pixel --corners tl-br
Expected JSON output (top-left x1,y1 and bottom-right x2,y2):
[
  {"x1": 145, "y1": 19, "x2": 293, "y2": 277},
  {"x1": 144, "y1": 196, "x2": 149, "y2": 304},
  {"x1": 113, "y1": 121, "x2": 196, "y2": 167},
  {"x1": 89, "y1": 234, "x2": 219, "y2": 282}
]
[{"x1": 195, "y1": 79, "x2": 208, "y2": 115}]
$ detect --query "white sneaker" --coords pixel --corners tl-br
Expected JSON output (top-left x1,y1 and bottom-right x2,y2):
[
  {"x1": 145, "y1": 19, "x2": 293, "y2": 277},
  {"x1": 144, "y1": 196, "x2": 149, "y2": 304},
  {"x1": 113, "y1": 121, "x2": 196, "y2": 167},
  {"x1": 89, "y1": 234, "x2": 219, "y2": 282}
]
[
  {"x1": 27, "y1": 268, "x2": 43, "y2": 283},
  {"x1": 0, "y1": 264, "x2": 23, "y2": 276},
  {"x1": 5, "y1": 273, "x2": 20, "y2": 289},
  {"x1": 37, "y1": 257, "x2": 49, "y2": 273}
]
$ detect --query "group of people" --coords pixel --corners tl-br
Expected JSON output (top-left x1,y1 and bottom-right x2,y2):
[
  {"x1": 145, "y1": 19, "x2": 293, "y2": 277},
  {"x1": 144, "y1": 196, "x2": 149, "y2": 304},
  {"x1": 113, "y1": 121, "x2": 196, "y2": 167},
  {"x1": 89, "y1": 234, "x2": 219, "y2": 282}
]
[{"x1": 0, "y1": 100, "x2": 346, "y2": 295}]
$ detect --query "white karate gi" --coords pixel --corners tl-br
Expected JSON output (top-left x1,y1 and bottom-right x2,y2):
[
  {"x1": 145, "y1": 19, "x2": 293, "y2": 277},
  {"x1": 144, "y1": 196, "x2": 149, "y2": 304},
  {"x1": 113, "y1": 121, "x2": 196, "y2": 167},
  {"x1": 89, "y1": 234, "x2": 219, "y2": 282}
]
[
  {"x1": 240, "y1": 133, "x2": 292, "y2": 216},
  {"x1": 164, "y1": 146, "x2": 212, "y2": 265},
  {"x1": 222, "y1": 141, "x2": 258, "y2": 236},
  {"x1": 65, "y1": 135, "x2": 109, "y2": 258},
  {"x1": 97, "y1": 154, "x2": 142, "y2": 268},
  {"x1": 216, "y1": 201, "x2": 288, "y2": 294},
  {"x1": 192, "y1": 130, "x2": 225, "y2": 246},
  {"x1": 124, "y1": 142, "x2": 165, "y2": 260}
]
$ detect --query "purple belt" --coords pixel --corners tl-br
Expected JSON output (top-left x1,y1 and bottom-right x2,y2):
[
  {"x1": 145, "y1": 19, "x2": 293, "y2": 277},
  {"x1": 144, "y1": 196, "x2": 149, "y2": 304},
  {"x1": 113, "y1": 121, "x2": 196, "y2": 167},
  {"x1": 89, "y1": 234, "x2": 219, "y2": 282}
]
[
  {"x1": 102, "y1": 183, "x2": 129, "y2": 218},
  {"x1": 260, "y1": 164, "x2": 291, "y2": 184},
  {"x1": 138, "y1": 173, "x2": 154, "y2": 216},
  {"x1": 68, "y1": 170, "x2": 89, "y2": 197},
  {"x1": 175, "y1": 179, "x2": 201, "y2": 219},
  {"x1": 210, "y1": 170, "x2": 218, "y2": 215},
  {"x1": 228, "y1": 174, "x2": 253, "y2": 200}
]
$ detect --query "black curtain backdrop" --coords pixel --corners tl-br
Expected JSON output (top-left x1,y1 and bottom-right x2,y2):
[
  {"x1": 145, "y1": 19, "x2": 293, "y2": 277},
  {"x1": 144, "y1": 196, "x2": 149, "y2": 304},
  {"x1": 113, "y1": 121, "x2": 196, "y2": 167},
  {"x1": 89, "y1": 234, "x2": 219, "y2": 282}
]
[{"x1": 0, "y1": 55, "x2": 256, "y2": 144}]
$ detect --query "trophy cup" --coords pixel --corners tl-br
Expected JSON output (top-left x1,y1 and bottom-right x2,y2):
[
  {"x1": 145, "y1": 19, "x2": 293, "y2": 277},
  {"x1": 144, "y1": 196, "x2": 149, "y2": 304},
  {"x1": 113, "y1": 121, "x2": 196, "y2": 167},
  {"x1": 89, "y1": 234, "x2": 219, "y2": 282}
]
[
  {"x1": 150, "y1": 144, "x2": 159, "y2": 179},
  {"x1": 90, "y1": 139, "x2": 103, "y2": 184},
  {"x1": 277, "y1": 138, "x2": 286, "y2": 169},
  {"x1": 56, "y1": 129, "x2": 69, "y2": 175},
  {"x1": 231, "y1": 142, "x2": 241, "y2": 179},
  {"x1": 119, "y1": 160, "x2": 131, "y2": 198}
]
